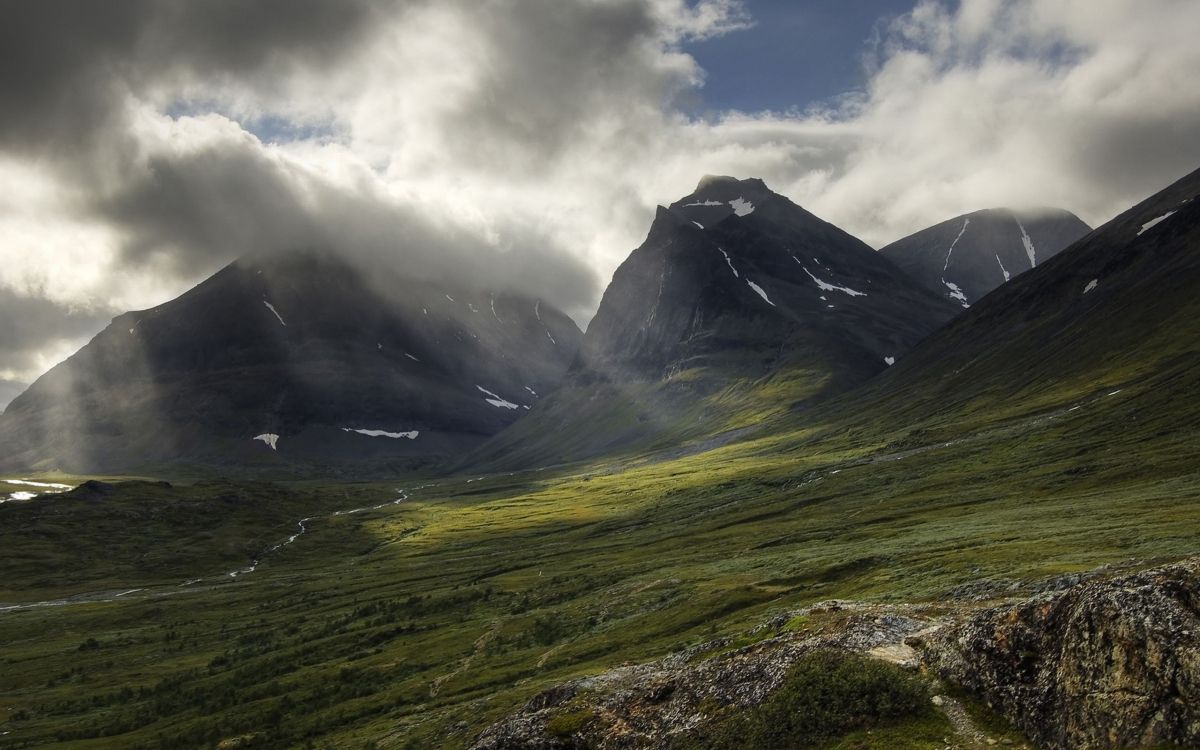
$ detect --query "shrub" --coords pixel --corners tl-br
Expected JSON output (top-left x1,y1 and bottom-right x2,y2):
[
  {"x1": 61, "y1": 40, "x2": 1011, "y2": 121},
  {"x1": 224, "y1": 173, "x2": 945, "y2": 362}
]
[
  {"x1": 545, "y1": 708, "x2": 595, "y2": 739},
  {"x1": 697, "y1": 649, "x2": 931, "y2": 749}
]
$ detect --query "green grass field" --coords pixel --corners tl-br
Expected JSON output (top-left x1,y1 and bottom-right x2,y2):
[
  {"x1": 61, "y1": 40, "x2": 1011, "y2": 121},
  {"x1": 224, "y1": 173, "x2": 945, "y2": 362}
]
[{"x1": 2, "y1": 356, "x2": 1198, "y2": 749}]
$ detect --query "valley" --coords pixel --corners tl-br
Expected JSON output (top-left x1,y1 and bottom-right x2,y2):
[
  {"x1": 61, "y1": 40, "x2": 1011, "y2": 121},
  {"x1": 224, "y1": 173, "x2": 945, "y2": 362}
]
[{"x1": 2, "y1": 352, "x2": 1198, "y2": 747}]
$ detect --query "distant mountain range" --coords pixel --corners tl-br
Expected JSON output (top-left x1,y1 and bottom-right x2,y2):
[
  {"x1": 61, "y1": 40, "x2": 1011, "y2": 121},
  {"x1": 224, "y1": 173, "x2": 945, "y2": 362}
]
[
  {"x1": 3, "y1": 168, "x2": 1155, "y2": 477},
  {"x1": 880, "y1": 207, "x2": 1091, "y2": 308}
]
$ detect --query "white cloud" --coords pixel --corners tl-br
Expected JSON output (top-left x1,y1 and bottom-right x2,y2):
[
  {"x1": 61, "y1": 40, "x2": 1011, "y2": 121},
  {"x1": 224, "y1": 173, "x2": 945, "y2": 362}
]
[{"x1": 1, "y1": 0, "x2": 1199, "y2": 394}]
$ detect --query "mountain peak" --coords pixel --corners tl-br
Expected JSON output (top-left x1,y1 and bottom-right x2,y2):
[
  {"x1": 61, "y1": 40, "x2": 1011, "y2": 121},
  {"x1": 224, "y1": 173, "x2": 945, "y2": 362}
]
[
  {"x1": 695, "y1": 174, "x2": 769, "y2": 193},
  {"x1": 669, "y1": 176, "x2": 779, "y2": 228},
  {"x1": 880, "y1": 206, "x2": 1091, "y2": 308}
]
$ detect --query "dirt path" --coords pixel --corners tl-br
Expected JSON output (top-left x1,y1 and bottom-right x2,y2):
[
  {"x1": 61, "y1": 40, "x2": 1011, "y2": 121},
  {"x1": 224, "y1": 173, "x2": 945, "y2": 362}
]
[{"x1": 933, "y1": 693, "x2": 992, "y2": 749}]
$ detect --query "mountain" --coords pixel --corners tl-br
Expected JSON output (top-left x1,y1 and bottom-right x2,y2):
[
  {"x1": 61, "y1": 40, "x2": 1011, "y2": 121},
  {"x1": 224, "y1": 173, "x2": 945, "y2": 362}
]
[
  {"x1": 880, "y1": 207, "x2": 1091, "y2": 308},
  {"x1": 585, "y1": 175, "x2": 959, "y2": 381},
  {"x1": 466, "y1": 176, "x2": 961, "y2": 467},
  {"x1": 838, "y1": 165, "x2": 1200, "y2": 441},
  {"x1": 0, "y1": 250, "x2": 581, "y2": 474}
]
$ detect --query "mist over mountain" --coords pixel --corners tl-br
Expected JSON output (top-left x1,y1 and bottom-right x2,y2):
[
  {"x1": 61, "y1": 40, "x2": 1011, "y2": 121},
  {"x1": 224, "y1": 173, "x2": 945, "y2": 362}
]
[
  {"x1": 0, "y1": 249, "x2": 580, "y2": 474},
  {"x1": 468, "y1": 176, "x2": 959, "y2": 468}
]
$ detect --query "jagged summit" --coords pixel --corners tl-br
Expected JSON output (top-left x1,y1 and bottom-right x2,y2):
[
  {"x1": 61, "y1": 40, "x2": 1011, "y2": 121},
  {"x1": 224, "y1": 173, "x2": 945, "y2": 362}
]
[
  {"x1": 693, "y1": 174, "x2": 769, "y2": 192},
  {"x1": 585, "y1": 177, "x2": 958, "y2": 381},
  {"x1": 668, "y1": 175, "x2": 777, "y2": 229},
  {"x1": 468, "y1": 177, "x2": 959, "y2": 467}
]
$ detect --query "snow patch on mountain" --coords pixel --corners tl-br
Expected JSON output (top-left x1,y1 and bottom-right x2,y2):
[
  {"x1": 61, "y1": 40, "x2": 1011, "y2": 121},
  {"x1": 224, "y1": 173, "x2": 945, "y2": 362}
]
[
  {"x1": 1016, "y1": 218, "x2": 1037, "y2": 267},
  {"x1": 1138, "y1": 211, "x2": 1177, "y2": 235},
  {"x1": 718, "y1": 248, "x2": 740, "y2": 278},
  {"x1": 341, "y1": 428, "x2": 419, "y2": 440},
  {"x1": 476, "y1": 386, "x2": 520, "y2": 410},
  {"x1": 797, "y1": 260, "x2": 866, "y2": 297},
  {"x1": 747, "y1": 280, "x2": 775, "y2": 306},
  {"x1": 884, "y1": 356, "x2": 895, "y2": 366},
  {"x1": 263, "y1": 301, "x2": 286, "y2": 326},
  {"x1": 944, "y1": 217, "x2": 970, "y2": 271},
  {"x1": 996, "y1": 255, "x2": 1010, "y2": 282},
  {"x1": 943, "y1": 278, "x2": 969, "y2": 307},
  {"x1": 253, "y1": 433, "x2": 279, "y2": 450},
  {"x1": 729, "y1": 197, "x2": 755, "y2": 216},
  {"x1": 1083, "y1": 279, "x2": 1098, "y2": 294},
  {"x1": 683, "y1": 200, "x2": 723, "y2": 207}
]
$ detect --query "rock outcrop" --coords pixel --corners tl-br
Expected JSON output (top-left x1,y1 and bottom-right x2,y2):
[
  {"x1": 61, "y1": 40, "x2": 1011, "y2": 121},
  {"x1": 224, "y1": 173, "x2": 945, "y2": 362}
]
[
  {"x1": 470, "y1": 602, "x2": 937, "y2": 750},
  {"x1": 920, "y1": 558, "x2": 1200, "y2": 749},
  {"x1": 471, "y1": 558, "x2": 1200, "y2": 750}
]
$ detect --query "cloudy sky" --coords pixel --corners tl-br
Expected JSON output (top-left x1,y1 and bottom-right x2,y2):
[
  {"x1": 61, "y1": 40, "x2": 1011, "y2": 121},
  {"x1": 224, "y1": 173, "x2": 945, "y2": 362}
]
[{"x1": 3, "y1": 0, "x2": 1200, "y2": 408}]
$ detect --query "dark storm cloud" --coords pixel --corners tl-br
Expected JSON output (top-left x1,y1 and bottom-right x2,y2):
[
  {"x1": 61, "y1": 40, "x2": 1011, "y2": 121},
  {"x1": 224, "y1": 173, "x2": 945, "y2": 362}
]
[
  {"x1": 89, "y1": 128, "x2": 599, "y2": 313},
  {"x1": 93, "y1": 139, "x2": 323, "y2": 277},
  {"x1": 444, "y1": 0, "x2": 664, "y2": 165},
  {"x1": 0, "y1": 0, "x2": 605, "y2": 316},
  {"x1": 0, "y1": 288, "x2": 111, "y2": 394},
  {"x1": 0, "y1": 290, "x2": 108, "y2": 356},
  {"x1": 0, "y1": 0, "x2": 387, "y2": 158}
]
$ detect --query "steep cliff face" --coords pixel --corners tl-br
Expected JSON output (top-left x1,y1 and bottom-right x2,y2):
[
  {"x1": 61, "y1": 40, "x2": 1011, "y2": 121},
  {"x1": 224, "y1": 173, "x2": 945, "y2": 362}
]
[
  {"x1": 921, "y1": 559, "x2": 1200, "y2": 750},
  {"x1": 582, "y1": 176, "x2": 959, "y2": 384}
]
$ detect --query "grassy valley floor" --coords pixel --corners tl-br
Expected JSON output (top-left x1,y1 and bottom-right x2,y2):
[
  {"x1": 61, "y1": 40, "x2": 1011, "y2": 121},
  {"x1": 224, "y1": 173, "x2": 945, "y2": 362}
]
[{"x1": 1, "y1": 376, "x2": 1199, "y2": 748}]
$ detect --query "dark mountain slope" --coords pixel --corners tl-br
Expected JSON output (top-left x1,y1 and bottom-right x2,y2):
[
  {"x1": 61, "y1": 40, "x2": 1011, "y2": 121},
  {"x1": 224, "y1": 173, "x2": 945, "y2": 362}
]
[
  {"x1": 584, "y1": 176, "x2": 957, "y2": 381},
  {"x1": 466, "y1": 177, "x2": 959, "y2": 468},
  {"x1": 0, "y1": 250, "x2": 581, "y2": 474},
  {"x1": 832, "y1": 165, "x2": 1200, "y2": 441},
  {"x1": 880, "y1": 207, "x2": 1091, "y2": 308}
]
